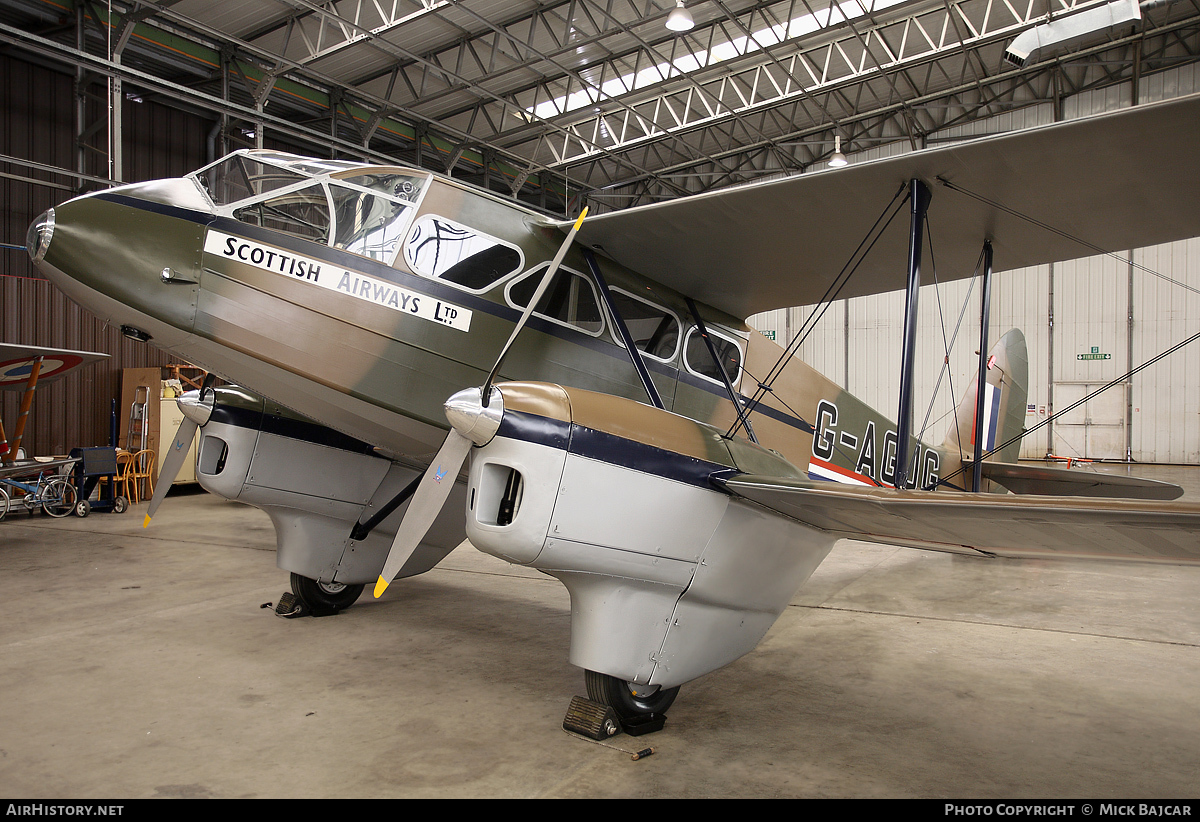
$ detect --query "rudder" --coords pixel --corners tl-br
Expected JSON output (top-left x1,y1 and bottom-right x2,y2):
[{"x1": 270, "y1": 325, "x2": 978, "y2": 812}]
[{"x1": 943, "y1": 329, "x2": 1029, "y2": 470}]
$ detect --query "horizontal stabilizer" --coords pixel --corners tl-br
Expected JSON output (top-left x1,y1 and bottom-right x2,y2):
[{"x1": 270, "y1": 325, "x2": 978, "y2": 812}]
[
  {"x1": 717, "y1": 475, "x2": 1200, "y2": 565},
  {"x1": 978, "y1": 462, "x2": 1184, "y2": 501}
]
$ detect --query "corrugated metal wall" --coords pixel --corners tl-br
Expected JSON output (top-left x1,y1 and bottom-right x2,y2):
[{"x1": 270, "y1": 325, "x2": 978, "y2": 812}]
[
  {"x1": 751, "y1": 64, "x2": 1200, "y2": 464},
  {"x1": 1, "y1": 54, "x2": 208, "y2": 456}
]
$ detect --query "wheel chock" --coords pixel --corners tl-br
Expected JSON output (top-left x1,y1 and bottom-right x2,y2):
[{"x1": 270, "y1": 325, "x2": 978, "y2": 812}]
[
  {"x1": 563, "y1": 696, "x2": 621, "y2": 740},
  {"x1": 273, "y1": 591, "x2": 342, "y2": 618},
  {"x1": 274, "y1": 592, "x2": 306, "y2": 618}
]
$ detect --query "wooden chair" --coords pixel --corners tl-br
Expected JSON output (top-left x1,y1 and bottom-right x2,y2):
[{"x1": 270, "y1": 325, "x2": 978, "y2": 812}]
[
  {"x1": 114, "y1": 450, "x2": 137, "y2": 504},
  {"x1": 130, "y1": 449, "x2": 156, "y2": 505}
]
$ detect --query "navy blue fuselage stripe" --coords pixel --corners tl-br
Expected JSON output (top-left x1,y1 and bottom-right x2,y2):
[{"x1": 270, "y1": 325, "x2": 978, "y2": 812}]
[
  {"x1": 94, "y1": 191, "x2": 813, "y2": 436},
  {"x1": 497, "y1": 410, "x2": 731, "y2": 489},
  {"x1": 209, "y1": 401, "x2": 378, "y2": 456},
  {"x1": 568, "y1": 425, "x2": 731, "y2": 488},
  {"x1": 495, "y1": 409, "x2": 571, "y2": 450}
]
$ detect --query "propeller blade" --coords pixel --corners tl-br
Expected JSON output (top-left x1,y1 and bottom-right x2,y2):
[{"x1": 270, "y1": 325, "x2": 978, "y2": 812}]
[
  {"x1": 143, "y1": 417, "x2": 199, "y2": 527},
  {"x1": 482, "y1": 207, "x2": 587, "y2": 403},
  {"x1": 143, "y1": 373, "x2": 215, "y2": 527},
  {"x1": 373, "y1": 429, "x2": 472, "y2": 598}
]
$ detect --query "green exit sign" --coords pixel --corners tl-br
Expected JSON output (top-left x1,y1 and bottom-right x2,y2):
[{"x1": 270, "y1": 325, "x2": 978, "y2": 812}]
[
  {"x1": 1077, "y1": 346, "x2": 1111, "y2": 361},
  {"x1": 763, "y1": 330, "x2": 776, "y2": 341}
]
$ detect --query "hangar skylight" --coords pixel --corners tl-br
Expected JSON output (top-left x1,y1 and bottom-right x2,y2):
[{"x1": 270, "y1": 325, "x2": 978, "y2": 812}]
[{"x1": 528, "y1": 0, "x2": 912, "y2": 120}]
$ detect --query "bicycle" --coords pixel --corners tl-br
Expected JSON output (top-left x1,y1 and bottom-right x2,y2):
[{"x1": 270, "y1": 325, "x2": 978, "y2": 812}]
[{"x1": 0, "y1": 472, "x2": 82, "y2": 520}]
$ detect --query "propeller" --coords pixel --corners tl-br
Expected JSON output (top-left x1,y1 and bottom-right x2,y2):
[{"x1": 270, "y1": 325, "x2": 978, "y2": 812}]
[
  {"x1": 143, "y1": 372, "x2": 216, "y2": 528},
  {"x1": 372, "y1": 207, "x2": 588, "y2": 598}
]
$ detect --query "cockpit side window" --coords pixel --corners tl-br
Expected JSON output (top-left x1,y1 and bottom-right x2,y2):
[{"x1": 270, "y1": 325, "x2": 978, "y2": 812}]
[
  {"x1": 404, "y1": 216, "x2": 523, "y2": 292},
  {"x1": 231, "y1": 183, "x2": 331, "y2": 244},
  {"x1": 506, "y1": 264, "x2": 604, "y2": 336},
  {"x1": 684, "y1": 326, "x2": 744, "y2": 387},
  {"x1": 193, "y1": 153, "x2": 430, "y2": 262},
  {"x1": 199, "y1": 155, "x2": 308, "y2": 206}
]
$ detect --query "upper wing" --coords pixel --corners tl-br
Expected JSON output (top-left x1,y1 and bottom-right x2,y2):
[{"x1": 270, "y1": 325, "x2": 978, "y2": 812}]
[
  {"x1": 568, "y1": 92, "x2": 1200, "y2": 320},
  {"x1": 0, "y1": 343, "x2": 111, "y2": 389},
  {"x1": 718, "y1": 474, "x2": 1200, "y2": 564}
]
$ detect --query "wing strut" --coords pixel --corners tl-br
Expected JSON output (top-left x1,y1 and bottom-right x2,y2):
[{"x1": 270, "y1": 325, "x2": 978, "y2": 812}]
[
  {"x1": 971, "y1": 241, "x2": 994, "y2": 492},
  {"x1": 348, "y1": 472, "x2": 422, "y2": 541},
  {"x1": 2, "y1": 356, "x2": 43, "y2": 464},
  {"x1": 686, "y1": 297, "x2": 757, "y2": 444},
  {"x1": 894, "y1": 179, "x2": 932, "y2": 490},
  {"x1": 584, "y1": 249, "x2": 665, "y2": 410}
]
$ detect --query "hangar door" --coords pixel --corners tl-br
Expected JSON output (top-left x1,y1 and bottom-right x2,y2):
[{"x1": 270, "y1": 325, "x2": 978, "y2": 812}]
[{"x1": 1050, "y1": 381, "x2": 1127, "y2": 462}]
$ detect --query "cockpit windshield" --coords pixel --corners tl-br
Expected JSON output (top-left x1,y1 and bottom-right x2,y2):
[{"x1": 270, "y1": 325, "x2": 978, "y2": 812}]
[{"x1": 190, "y1": 150, "x2": 430, "y2": 265}]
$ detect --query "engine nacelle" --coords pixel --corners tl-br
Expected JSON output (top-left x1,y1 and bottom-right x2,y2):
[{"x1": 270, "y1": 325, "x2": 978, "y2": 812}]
[
  {"x1": 193, "y1": 386, "x2": 465, "y2": 585},
  {"x1": 464, "y1": 382, "x2": 838, "y2": 690}
]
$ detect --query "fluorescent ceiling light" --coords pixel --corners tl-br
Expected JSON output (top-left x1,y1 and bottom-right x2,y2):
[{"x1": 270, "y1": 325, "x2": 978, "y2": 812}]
[{"x1": 530, "y1": 0, "x2": 909, "y2": 120}]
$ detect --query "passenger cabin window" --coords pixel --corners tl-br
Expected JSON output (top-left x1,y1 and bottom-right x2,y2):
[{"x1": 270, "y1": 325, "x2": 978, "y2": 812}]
[
  {"x1": 608, "y1": 288, "x2": 680, "y2": 362},
  {"x1": 684, "y1": 326, "x2": 744, "y2": 386},
  {"x1": 231, "y1": 184, "x2": 330, "y2": 244},
  {"x1": 506, "y1": 265, "x2": 604, "y2": 336},
  {"x1": 404, "y1": 216, "x2": 523, "y2": 291}
]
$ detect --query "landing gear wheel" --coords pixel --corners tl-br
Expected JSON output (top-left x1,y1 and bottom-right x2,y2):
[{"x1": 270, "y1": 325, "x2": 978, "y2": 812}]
[
  {"x1": 584, "y1": 669, "x2": 680, "y2": 721},
  {"x1": 289, "y1": 573, "x2": 365, "y2": 612}
]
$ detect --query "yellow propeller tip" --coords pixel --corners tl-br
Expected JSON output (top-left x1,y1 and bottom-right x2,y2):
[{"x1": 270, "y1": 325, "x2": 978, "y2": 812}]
[
  {"x1": 373, "y1": 576, "x2": 389, "y2": 599},
  {"x1": 142, "y1": 515, "x2": 152, "y2": 529},
  {"x1": 572, "y1": 208, "x2": 588, "y2": 231}
]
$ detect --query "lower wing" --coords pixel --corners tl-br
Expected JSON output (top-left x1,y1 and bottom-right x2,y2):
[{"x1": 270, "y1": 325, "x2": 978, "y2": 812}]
[{"x1": 717, "y1": 474, "x2": 1200, "y2": 564}]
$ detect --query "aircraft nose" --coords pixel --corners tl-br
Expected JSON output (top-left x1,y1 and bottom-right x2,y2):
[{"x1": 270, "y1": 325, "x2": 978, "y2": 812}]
[
  {"x1": 27, "y1": 182, "x2": 207, "y2": 341},
  {"x1": 444, "y1": 386, "x2": 504, "y2": 446},
  {"x1": 26, "y1": 209, "x2": 55, "y2": 264}
]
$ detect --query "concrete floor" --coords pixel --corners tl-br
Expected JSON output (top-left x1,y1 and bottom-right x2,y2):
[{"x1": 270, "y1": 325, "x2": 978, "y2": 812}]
[{"x1": 1, "y1": 465, "x2": 1199, "y2": 798}]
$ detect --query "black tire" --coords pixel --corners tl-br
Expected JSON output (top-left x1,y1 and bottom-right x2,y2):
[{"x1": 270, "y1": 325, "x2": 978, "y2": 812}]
[
  {"x1": 42, "y1": 478, "x2": 78, "y2": 518},
  {"x1": 113, "y1": 496, "x2": 129, "y2": 514},
  {"x1": 74, "y1": 499, "x2": 91, "y2": 517},
  {"x1": 289, "y1": 572, "x2": 365, "y2": 611},
  {"x1": 584, "y1": 669, "x2": 680, "y2": 720}
]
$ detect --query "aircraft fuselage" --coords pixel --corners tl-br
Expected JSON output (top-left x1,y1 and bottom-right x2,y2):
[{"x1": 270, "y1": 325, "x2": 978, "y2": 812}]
[{"x1": 34, "y1": 150, "x2": 856, "y2": 473}]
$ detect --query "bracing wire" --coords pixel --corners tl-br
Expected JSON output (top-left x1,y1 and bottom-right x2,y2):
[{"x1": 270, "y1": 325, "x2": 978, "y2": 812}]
[
  {"x1": 727, "y1": 181, "x2": 911, "y2": 440},
  {"x1": 937, "y1": 329, "x2": 1200, "y2": 488},
  {"x1": 916, "y1": 244, "x2": 986, "y2": 470},
  {"x1": 937, "y1": 177, "x2": 1200, "y2": 298}
]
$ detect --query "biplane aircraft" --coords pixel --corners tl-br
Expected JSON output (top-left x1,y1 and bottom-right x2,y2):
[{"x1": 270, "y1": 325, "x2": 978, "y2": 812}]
[{"x1": 26, "y1": 91, "x2": 1200, "y2": 724}]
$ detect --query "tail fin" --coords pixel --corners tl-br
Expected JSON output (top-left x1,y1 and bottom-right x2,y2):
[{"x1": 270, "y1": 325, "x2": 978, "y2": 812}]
[{"x1": 943, "y1": 328, "x2": 1029, "y2": 467}]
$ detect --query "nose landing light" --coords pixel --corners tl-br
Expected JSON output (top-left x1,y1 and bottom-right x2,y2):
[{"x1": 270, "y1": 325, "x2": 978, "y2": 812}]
[{"x1": 26, "y1": 209, "x2": 55, "y2": 265}]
